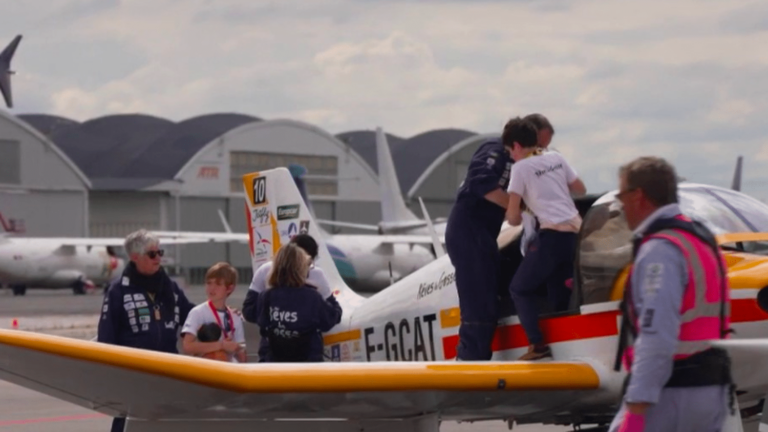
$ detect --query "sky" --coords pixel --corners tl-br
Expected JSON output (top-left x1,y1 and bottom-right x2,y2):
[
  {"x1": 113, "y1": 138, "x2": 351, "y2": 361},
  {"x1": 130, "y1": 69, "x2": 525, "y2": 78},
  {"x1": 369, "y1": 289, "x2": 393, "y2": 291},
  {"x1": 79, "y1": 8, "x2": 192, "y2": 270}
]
[{"x1": 2, "y1": 0, "x2": 768, "y2": 199}]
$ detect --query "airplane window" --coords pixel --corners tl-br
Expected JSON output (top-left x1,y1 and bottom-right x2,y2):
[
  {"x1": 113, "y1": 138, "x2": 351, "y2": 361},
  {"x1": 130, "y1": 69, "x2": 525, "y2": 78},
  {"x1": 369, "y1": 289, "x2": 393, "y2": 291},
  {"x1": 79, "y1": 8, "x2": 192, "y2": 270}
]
[
  {"x1": 707, "y1": 188, "x2": 768, "y2": 255},
  {"x1": 578, "y1": 202, "x2": 633, "y2": 305},
  {"x1": 677, "y1": 188, "x2": 753, "y2": 236}
]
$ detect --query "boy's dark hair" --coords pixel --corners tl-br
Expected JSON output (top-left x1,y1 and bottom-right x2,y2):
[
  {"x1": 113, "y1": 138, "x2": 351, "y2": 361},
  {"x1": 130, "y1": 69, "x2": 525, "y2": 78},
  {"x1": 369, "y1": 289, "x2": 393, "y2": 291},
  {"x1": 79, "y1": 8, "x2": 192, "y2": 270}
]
[
  {"x1": 290, "y1": 233, "x2": 318, "y2": 260},
  {"x1": 524, "y1": 113, "x2": 555, "y2": 134},
  {"x1": 501, "y1": 117, "x2": 539, "y2": 149},
  {"x1": 196, "y1": 322, "x2": 222, "y2": 342}
]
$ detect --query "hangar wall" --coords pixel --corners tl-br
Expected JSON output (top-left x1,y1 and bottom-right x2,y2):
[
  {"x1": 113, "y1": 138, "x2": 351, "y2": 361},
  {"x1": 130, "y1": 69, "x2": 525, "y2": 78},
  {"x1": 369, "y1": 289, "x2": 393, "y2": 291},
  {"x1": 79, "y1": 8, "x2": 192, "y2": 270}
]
[{"x1": 0, "y1": 112, "x2": 89, "y2": 237}]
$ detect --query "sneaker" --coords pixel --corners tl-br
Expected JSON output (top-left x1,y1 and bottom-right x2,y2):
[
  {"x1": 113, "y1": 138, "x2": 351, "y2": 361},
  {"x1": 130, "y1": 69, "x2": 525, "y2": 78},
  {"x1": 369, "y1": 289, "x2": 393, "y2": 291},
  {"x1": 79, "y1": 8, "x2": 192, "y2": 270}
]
[{"x1": 518, "y1": 345, "x2": 552, "y2": 361}]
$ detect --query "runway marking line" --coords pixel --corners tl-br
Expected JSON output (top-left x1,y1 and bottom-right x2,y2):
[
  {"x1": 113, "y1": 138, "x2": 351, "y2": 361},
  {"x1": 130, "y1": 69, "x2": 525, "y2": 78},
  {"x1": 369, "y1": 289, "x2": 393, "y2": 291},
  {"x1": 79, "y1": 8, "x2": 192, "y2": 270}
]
[{"x1": 0, "y1": 413, "x2": 105, "y2": 426}]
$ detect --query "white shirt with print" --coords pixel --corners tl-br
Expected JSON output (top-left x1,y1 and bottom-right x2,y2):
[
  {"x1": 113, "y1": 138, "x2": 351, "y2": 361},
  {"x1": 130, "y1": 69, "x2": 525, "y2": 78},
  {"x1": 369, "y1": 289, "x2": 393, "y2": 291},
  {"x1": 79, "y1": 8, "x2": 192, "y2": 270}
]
[
  {"x1": 507, "y1": 151, "x2": 580, "y2": 226},
  {"x1": 248, "y1": 261, "x2": 332, "y2": 298},
  {"x1": 181, "y1": 302, "x2": 246, "y2": 363}
]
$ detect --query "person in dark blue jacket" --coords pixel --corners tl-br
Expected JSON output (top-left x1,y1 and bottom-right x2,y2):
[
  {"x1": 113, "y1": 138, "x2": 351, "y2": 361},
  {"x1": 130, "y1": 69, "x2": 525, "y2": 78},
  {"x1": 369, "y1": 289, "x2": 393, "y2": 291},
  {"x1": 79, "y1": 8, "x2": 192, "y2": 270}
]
[
  {"x1": 445, "y1": 117, "x2": 538, "y2": 361},
  {"x1": 257, "y1": 243, "x2": 342, "y2": 362},
  {"x1": 97, "y1": 229, "x2": 195, "y2": 432}
]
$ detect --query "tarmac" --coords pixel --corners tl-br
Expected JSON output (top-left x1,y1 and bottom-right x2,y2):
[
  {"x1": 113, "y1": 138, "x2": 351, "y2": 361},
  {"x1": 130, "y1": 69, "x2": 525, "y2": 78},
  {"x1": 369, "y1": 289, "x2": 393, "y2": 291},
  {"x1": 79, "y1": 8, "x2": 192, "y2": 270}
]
[{"x1": 0, "y1": 287, "x2": 617, "y2": 431}]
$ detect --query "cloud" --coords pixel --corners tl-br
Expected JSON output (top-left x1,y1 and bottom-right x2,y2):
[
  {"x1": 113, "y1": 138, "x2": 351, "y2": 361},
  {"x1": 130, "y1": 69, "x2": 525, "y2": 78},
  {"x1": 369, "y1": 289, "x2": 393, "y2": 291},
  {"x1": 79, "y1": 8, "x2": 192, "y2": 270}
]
[{"x1": 2, "y1": 0, "x2": 768, "y2": 199}]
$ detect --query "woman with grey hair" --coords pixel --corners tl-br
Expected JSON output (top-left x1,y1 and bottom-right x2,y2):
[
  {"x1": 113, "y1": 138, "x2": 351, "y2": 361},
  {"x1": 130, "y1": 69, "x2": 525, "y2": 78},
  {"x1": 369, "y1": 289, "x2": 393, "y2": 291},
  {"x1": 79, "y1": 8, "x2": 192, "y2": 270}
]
[{"x1": 97, "y1": 229, "x2": 195, "y2": 432}]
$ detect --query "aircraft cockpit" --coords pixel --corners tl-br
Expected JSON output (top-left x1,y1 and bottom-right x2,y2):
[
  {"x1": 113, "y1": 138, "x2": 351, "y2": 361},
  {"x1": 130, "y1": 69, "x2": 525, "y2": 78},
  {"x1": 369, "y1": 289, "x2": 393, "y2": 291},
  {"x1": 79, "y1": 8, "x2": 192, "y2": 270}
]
[
  {"x1": 497, "y1": 183, "x2": 768, "y2": 319},
  {"x1": 574, "y1": 183, "x2": 768, "y2": 307}
]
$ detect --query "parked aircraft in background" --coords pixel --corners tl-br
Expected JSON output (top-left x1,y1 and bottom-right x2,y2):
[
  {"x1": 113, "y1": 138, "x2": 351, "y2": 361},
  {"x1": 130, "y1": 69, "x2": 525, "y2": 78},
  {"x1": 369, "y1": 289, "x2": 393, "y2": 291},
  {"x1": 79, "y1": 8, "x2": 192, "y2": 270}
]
[
  {"x1": 1, "y1": 166, "x2": 767, "y2": 431},
  {"x1": 0, "y1": 34, "x2": 21, "y2": 109},
  {"x1": 0, "y1": 221, "x2": 236, "y2": 296}
]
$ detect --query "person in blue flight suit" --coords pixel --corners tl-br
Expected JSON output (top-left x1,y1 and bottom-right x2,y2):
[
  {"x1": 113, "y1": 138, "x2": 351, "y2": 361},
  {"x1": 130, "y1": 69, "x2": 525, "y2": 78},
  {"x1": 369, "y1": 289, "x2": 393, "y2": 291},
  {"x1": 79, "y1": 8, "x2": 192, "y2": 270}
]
[
  {"x1": 445, "y1": 116, "x2": 538, "y2": 361},
  {"x1": 97, "y1": 229, "x2": 195, "y2": 432},
  {"x1": 242, "y1": 234, "x2": 333, "y2": 362},
  {"x1": 257, "y1": 243, "x2": 342, "y2": 362}
]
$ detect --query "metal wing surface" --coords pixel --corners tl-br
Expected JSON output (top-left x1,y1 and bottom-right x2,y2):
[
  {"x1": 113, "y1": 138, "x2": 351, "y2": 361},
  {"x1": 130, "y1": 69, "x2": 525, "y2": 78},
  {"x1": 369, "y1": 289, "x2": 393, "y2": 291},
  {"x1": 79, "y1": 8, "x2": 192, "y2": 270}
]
[{"x1": 0, "y1": 329, "x2": 607, "y2": 422}]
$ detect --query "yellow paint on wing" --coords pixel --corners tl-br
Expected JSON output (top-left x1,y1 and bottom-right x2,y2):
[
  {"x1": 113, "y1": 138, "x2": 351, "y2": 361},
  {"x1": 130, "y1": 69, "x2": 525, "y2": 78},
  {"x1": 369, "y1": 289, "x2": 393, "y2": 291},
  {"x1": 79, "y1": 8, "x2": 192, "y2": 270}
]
[{"x1": 0, "y1": 330, "x2": 600, "y2": 393}]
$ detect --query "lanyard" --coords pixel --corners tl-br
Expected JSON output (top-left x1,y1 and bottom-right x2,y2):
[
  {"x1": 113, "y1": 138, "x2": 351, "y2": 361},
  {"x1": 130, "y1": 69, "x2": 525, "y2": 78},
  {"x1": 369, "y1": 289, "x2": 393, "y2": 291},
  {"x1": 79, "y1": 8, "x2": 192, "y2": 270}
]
[{"x1": 207, "y1": 300, "x2": 234, "y2": 340}]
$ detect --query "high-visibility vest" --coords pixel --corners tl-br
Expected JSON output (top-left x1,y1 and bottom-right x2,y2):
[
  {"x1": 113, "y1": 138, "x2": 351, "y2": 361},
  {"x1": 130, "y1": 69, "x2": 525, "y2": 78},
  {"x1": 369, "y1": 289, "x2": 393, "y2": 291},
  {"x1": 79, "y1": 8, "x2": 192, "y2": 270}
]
[{"x1": 618, "y1": 214, "x2": 731, "y2": 370}]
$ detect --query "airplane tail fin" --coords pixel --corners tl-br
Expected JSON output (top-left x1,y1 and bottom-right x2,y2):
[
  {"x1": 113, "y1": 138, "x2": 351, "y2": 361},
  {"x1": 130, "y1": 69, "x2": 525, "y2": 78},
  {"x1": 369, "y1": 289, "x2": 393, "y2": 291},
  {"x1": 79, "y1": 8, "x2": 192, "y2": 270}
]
[
  {"x1": 0, "y1": 35, "x2": 21, "y2": 109},
  {"x1": 375, "y1": 127, "x2": 421, "y2": 228},
  {"x1": 242, "y1": 167, "x2": 364, "y2": 309},
  {"x1": 732, "y1": 155, "x2": 743, "y2": 192}
]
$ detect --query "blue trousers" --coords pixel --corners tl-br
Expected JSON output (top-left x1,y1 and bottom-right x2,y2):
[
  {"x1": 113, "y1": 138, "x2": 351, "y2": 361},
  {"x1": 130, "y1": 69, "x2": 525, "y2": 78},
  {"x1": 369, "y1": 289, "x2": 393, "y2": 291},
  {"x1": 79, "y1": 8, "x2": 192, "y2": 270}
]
[
  {"x1": 508, "y1": 229, "x2": 576, "y2": 345},
  {"x1": 446, "y1": 221, "x2": 501, "y2": 361},
  {"x1": 111, "y1": 417, "x2": 125, "y2": 431}
]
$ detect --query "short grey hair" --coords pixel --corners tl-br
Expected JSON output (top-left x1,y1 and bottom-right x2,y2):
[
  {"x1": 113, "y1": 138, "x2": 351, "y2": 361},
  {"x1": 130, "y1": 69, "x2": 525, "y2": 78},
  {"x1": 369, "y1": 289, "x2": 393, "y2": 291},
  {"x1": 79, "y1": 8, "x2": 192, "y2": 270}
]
[{"x1": 124, "y1": 229, "x2": 160, "y2": 255}]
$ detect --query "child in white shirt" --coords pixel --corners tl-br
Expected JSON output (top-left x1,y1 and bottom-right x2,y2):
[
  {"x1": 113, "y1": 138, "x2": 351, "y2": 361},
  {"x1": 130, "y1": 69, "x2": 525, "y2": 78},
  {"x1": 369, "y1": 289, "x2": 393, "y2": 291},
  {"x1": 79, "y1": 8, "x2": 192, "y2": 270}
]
[{"x1": 181, "y1": 262, "x2": 247, "y2": 363}]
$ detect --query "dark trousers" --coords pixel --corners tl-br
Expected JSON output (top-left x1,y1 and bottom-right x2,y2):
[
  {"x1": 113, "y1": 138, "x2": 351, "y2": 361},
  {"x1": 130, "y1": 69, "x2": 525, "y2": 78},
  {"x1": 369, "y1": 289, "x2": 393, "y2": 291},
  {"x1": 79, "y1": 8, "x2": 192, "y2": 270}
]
[
  {"x1": 508, "y1": 229, "x2": 577, "y2": 345},
  {"x1": 111, "y1": 417, "x2": 125, "y2": 432},
  {"x1": 446, "y1": 222, "x2": 500, "y2": 361}
]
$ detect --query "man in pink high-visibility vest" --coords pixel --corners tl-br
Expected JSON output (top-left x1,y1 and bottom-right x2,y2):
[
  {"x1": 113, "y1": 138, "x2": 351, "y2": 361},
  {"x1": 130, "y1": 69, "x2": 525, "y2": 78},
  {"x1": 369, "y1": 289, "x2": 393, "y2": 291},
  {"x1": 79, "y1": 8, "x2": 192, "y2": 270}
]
[{"x1": 609, "y1": 156, "x2": 735, "y2": 432}]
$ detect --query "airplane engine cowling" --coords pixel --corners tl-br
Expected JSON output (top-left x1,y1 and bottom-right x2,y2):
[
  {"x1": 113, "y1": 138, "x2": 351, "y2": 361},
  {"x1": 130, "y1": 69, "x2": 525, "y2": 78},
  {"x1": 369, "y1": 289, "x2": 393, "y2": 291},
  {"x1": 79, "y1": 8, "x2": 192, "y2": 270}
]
[{"x1": 43, "y1": 270, "x2": 86, "y2": 288}]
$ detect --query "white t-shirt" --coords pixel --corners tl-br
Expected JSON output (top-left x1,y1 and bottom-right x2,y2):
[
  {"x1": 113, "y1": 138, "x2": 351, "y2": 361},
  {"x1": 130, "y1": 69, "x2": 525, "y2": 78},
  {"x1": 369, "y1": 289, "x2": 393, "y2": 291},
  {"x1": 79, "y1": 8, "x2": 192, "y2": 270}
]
[
  {"x1": 181, "y1": 302, "x2": 246, "y2": 363},
  {"x1": 507, "y1": 151, "x2": 579, "y2": 226},
  {"x1": 248, "y1": 261, "x2": 332, "y2": 299}
]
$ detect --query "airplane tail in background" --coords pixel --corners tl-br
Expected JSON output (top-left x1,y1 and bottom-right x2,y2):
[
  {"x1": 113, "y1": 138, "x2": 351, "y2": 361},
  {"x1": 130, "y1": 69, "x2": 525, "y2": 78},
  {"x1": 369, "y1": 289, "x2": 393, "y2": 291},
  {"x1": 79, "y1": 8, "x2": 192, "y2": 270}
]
[
  {"x1": 732, "y1": 155, "x2": 743, "y2": 192},
  {"x1": 242, "y1": 167, "x2": 364, "y2": 309},
  {"x1": 0, "y1": 35, "x2": 22, "y2": 109},
  {"x1": 375, "y1": 127, "x2": 420, "y2": 226}
]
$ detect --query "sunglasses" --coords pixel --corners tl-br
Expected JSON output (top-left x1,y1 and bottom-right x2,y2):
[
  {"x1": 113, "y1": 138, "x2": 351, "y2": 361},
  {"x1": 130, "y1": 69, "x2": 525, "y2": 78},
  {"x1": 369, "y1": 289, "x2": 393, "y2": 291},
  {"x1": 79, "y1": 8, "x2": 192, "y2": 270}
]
[
  {"x1": 614, "y1": 187, "x2": 638, "y2": 201},
  {"x1": 145, "y1": 249, "x2": 165, "y2": 259}
]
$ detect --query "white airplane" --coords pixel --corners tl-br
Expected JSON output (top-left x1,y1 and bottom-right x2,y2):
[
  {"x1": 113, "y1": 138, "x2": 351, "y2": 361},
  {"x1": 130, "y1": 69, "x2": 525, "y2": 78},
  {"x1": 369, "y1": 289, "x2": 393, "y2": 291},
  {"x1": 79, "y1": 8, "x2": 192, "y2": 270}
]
[
  {"x1": 0, "y1": 220, "x2": 239, "y2": 296},
  {"x1": 1, "y1": 167, "x2": 768, "y2": 431},
  {"x1": 317, "y1": 127, "x2": 449, "y2": 236},
  {"x1": 153, "y1": 165, "x2": 440, "y2": 292}
]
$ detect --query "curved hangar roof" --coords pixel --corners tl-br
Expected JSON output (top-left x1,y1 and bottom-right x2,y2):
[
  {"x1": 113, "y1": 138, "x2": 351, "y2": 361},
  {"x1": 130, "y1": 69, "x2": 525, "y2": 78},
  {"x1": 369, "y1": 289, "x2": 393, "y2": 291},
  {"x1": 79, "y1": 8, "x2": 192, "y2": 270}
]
[
  {"x1": 17, "y1": 112, "x2": 261, "y2": 190},
  {"x1": 15, "y1": 112, "x2": 491, "y2": 196}
]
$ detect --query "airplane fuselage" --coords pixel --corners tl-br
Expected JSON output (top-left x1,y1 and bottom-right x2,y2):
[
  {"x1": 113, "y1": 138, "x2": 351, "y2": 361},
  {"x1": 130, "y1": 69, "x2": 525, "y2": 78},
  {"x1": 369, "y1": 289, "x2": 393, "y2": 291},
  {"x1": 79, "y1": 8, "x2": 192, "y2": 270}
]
[
  {"x1": 325, "y1": 234, "x2": 435, "y2": 292},
  {"x1": 0, "y1": 239, "x2": 124, "y2": 288}
]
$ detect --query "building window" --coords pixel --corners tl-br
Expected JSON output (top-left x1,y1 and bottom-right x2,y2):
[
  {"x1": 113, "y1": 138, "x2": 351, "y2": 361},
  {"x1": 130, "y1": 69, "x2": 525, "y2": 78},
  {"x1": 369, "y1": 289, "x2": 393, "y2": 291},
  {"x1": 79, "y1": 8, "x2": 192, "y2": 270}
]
[
  {"x1": 0, "y1": 140, "x2": 20, "y2": 184},
  {"x1": 229, "y1": 151, "x2": 338, "y2": 195}
]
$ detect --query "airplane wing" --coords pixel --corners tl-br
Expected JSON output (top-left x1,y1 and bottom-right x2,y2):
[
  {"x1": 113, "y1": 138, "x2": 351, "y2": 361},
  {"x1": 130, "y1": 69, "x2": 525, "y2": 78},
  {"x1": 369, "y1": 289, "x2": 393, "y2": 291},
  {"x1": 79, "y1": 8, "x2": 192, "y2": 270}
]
[
  {"x1": 24, "y1": 236, "x2": 233, "y2": 248},
  {"x1": 376, "y1": 234, "x2": 445, "y2": 245},
  {"x1": 150, "y1": 230, "x2": 249, "y2": 243},
  {"x1": 0, "y1": 329, "x2": 605, "y2": 423},
  {"x1": 316, "y1": 219, "x2": 381, "y2": 231}
]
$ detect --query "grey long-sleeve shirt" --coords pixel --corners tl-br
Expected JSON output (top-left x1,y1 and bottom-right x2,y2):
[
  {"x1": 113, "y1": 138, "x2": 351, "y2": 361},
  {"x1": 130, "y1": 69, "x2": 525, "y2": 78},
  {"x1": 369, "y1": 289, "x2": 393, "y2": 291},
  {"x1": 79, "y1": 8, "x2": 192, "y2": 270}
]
[{"x1": 625, "y1": 203, "x2": 690, "y2": 404}]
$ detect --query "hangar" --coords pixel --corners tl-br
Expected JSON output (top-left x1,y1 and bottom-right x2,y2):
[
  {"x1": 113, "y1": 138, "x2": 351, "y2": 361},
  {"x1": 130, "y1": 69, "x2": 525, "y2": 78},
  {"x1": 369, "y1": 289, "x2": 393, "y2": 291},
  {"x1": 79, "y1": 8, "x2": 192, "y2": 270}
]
[
  {"x1": 0, "y1": 112, "x2": 90, "y2": 237},
  {"x1": 6, "y1": 108, "x2": 504, "y2": 284},
  {"x1": 15, "y1": 113, "x2": 382, "y2": 284}
]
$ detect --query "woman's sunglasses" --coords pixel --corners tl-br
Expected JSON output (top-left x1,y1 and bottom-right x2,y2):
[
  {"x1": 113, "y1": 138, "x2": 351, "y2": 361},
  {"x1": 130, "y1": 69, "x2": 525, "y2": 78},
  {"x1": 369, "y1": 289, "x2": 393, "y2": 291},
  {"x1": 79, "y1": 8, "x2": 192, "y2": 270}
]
[{"x1": 145, "y1": 249, "x2": 165, "y2": 259}]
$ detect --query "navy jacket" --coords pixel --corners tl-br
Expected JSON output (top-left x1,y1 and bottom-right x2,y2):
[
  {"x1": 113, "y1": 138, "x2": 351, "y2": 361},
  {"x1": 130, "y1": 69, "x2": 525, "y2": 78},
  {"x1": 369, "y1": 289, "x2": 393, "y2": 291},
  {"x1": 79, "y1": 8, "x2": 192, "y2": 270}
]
[
  {"x1": 256, "y1": 285, "x2": 342, "y2": 362},
  {"x1": 97, "y1": 262, "x2": 194, "y2": 354},
  {"x1": 450, "y1": 139, "x2": 513, "y2": 238}
]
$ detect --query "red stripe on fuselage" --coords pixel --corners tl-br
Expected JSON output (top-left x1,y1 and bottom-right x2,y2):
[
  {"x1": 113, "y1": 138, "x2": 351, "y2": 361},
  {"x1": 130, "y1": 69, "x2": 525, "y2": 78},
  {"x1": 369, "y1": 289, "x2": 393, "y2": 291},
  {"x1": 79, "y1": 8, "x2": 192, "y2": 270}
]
[{"x1": 442, "y1": 298, "x2": 768, "y2": 359}]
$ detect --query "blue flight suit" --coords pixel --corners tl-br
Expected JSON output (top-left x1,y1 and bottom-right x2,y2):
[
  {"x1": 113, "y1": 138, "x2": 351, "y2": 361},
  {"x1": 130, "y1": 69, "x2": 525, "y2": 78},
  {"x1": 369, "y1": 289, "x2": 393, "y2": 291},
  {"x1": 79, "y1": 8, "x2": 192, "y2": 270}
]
[
  {"x1": 97, "y1": 262, "x2": 194, "y2": 432},
  {"x1": 256, "y1": 285, "x2": 342, "y2": 362},
  {"x1": 445, "y1": 138, "x2": 512, "y2": 360}
]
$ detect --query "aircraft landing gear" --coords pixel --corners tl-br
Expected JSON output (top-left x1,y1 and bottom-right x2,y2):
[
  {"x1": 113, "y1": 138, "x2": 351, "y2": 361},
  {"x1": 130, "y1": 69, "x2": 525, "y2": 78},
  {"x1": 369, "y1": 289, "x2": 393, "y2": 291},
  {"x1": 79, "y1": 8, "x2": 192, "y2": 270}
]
[
  {"x1": 72, "y1": 280, "x2": 86, "y2": 295},
  {"x1": 11, "y1": 284, "x2": 26, "y2": 296}
]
